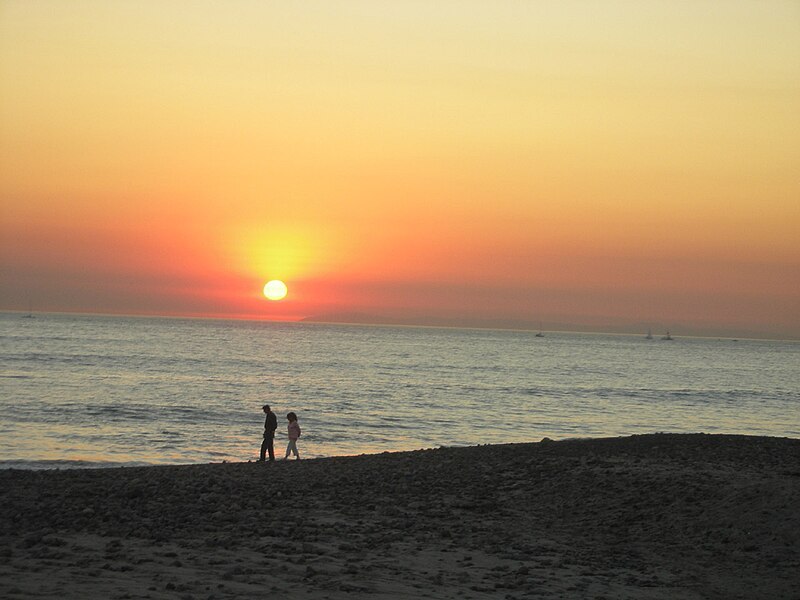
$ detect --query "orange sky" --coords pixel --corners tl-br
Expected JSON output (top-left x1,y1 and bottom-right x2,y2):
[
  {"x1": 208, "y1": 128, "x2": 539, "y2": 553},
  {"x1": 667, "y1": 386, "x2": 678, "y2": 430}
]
[{"x1": 1, "y1": 1, "x2": 799, "y2": 338}]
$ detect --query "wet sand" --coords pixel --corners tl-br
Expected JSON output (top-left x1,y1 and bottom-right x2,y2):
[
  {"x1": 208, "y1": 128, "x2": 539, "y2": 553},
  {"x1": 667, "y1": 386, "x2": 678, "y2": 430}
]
[{"x1": 1, "y1": 433, "x2": 799, "y2": 599}]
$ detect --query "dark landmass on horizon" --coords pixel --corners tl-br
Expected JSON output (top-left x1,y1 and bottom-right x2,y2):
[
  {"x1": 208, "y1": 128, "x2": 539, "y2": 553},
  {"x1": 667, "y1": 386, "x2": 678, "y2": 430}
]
[{"x1": 301, "y1": 311, "x2": 797, "y2": 341}]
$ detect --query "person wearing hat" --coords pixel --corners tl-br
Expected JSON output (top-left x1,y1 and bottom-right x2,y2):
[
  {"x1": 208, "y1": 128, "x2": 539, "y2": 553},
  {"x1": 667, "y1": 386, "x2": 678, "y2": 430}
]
[{"x1": 259, "y1": 404, "x2": 278, "y2": 462}]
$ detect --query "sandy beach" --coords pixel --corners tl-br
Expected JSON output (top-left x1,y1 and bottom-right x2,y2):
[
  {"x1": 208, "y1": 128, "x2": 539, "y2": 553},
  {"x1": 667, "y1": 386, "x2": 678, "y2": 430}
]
[{"x1": 1, "y1": 433, "x2": 798, "y2": 599}]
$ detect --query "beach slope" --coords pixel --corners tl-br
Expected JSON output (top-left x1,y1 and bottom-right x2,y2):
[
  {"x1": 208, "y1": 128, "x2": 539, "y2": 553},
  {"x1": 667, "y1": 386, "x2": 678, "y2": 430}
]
[{"x1": 1, "y1": 433, "x2": 799, "y2": 599}]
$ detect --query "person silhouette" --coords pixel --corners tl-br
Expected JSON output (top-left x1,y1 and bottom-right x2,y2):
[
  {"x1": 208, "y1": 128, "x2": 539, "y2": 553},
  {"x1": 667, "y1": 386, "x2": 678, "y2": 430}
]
[
  {"x1": 259, "y1": 404, "x2": 278, "y2": 462},
  {"x1": 284, "y1": 412, "x2": 301, "y2": 460}
]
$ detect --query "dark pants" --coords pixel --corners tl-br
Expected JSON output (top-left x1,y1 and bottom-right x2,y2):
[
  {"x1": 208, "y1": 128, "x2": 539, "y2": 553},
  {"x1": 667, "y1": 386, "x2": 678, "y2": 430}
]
[{"x1": 260, "y1": 433, "x2": 275, "y2": 461}]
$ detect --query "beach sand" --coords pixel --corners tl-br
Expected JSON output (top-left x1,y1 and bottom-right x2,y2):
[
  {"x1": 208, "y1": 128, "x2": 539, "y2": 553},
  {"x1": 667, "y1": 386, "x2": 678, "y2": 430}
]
[{"x1": 1, "y1": 433, "x2": 799, "y2": 599}]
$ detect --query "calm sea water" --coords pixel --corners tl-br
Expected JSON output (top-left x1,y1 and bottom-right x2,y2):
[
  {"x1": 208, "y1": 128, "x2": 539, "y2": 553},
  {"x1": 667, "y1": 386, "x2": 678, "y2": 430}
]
[{"x1": 1, "y1": 312, "x2": 798, "y2": 468}]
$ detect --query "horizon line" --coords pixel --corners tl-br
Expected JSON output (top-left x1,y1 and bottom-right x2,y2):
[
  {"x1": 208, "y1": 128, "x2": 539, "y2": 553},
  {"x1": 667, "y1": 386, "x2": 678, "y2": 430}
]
[{"x1": 3, "y1": 308, "x2": 798, "y2": 343}]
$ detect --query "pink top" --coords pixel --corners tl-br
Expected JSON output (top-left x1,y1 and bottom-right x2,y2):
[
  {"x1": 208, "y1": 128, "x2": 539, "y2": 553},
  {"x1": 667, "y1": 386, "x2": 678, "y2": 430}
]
[{"x1": 288, "y1": 421, "x2": 301, "y2": 441}]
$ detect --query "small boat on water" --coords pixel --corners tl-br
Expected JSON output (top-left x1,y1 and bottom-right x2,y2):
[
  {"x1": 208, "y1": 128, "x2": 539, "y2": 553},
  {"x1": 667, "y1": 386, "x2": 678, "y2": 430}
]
[
  {"x1": 645, "y1": 329, "x2": 653, "y2": 339},
  {"x1": 661, "y1": 331, "x2": 673, "y2": 340},
  {"x1": 21, "y1": 301, "x2": 35, "y2": 319}
]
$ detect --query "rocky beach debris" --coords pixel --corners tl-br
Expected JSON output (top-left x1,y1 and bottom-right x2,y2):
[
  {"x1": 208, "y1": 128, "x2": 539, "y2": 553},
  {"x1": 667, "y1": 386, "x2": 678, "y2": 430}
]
[{"x1": 1, "y1": 433, "x2": 799, "y2": 599}]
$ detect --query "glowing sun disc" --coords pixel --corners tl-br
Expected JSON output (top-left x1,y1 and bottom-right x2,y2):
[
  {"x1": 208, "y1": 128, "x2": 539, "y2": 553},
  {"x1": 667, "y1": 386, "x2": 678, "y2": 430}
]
[{"x1": 263, "y1": 280, "x2": 288, "y2": 301}]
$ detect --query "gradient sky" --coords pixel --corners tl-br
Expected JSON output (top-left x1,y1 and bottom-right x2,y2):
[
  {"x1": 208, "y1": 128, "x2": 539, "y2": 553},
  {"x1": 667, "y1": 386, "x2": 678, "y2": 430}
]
[{"x1": 1, "y1": 1, "x2": 799, "y2": 337}]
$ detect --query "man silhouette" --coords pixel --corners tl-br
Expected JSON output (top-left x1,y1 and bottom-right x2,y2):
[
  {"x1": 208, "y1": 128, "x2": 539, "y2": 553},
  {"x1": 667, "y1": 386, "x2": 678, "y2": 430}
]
[{"x1": 259, "y1": 404, "x2": 278, "y2": 462}]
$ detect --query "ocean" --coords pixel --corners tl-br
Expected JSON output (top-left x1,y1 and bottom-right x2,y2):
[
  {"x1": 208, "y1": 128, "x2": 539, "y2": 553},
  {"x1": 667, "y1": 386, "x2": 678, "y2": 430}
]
[{"x1": 1, "y1": 312, "x2": 798, "y2": 468}]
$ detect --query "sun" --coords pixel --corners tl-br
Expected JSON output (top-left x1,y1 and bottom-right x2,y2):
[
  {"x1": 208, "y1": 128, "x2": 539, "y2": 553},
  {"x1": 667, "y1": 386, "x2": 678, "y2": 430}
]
[{"x1": 263, "y1": 280, "x2": 288, "y2": 301}]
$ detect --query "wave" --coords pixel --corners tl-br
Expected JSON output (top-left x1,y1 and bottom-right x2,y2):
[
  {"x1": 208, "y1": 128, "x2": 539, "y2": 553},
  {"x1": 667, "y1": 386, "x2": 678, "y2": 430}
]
[
  {"x1": 2, "y1": 314, "x2": 798, "y2": 465},
  {"x1": 0, "y1": 459, "x2": 154, "y2": 471}
]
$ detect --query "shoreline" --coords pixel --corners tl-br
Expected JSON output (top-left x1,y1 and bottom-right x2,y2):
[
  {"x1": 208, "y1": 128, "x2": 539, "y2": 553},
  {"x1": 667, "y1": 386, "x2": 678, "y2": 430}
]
[
  {"x1": 3, "y1": 432, "x2": 798, "y2": 472},
  {"x1": 2, "y1": 433, "x2": 799, "y2": 598}
]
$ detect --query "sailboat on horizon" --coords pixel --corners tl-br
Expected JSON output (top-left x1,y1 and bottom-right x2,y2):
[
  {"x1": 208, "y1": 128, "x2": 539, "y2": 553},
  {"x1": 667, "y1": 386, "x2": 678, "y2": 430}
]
[
  {"x1": 645, "y1": 329, "x2": 653, "y2": 339},
  {"x1": 21, "y1": 299, "x2": 35, "y2": 319},
  {"x1": 661, "y1": 331, "x2": 673, "y2": 340}
]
